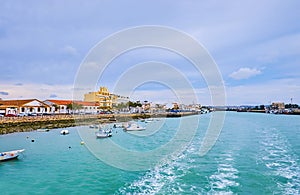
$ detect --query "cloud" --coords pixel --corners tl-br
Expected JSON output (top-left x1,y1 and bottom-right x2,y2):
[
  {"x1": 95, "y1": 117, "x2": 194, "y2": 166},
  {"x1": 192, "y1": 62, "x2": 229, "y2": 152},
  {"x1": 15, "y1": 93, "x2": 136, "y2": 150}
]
[
  {"x1": 226, "y1": 78, "x2": 300, "y2": 105},
  {"x1": 14, "y1": 83, "x2": 23, "y2": 86},
  {"x1": 229, "y1": 67, "x2": 261, "y2": 80},
  {"x1": 0, "y1": 82, "x2": 74, "y2": 100},
  {"x1": 62, "y1": 45, "x2": 78, "y2": 56},
  {"x1": 0, "y1": 91, "x2": 9, "y2": 95}
]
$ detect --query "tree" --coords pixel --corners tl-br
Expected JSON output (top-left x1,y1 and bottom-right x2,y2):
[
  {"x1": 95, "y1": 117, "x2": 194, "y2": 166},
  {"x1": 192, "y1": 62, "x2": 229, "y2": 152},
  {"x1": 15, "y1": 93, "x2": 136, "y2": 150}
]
[
  {"x1": 67, "y1": 102, "x2": 83, "y2": 113},
  {"x1": 114, "y1": 102, "x2": 128, "y2": 109},
  {"x1": 128, "y1": 101, "x2": 142, "y2": 108}
]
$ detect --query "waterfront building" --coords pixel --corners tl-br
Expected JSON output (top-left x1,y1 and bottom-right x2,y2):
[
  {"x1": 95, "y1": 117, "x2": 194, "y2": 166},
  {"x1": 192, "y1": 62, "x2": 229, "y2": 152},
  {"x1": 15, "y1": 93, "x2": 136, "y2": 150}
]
[
  {"x1": 0, "y1": 99, "x2": 51, "y2": 116},
  {"x1": 111, "y1": 94, "x2": 129, "y2": 107},
  {"x1": 84, "y1": 87, "x2": 129, "y2": 110},
  {"x1": 271, "y1": 102, "x2": 285, "y2": 110},
  {"x1": 172, "y1": 102, "x2": 179, "y2": 110},
  {"x1": 44, "y1": 100, "x2": 99, "y2": 114},
  {"x1": 84, "y1": 87, "x2": 112, "y2": 109}
]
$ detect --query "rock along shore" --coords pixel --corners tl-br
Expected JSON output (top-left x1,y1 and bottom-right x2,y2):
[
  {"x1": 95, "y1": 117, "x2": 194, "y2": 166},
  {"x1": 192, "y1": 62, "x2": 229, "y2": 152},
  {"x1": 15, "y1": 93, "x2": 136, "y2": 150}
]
[{"x1": 0, "y1": 112, "x2": 198, "y2": 135}]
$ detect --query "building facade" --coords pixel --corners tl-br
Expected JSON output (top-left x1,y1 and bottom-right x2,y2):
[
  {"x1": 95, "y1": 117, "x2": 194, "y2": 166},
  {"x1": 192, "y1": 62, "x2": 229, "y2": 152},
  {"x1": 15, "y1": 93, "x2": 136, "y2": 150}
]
[
  {"x1": 44, "y1": 100, "x2": 99, "y2": 114},
  {"x1": 271, "y1": 102, "x2": 285, "y2": 110},
  {"x1": 84, "y1": 87, "x2": 112, "y2": 109},
  {"x1": 0, "y1": 99, "x2": 51, "y2": 116},
  {"x1": 84, "y1": 87, "x2": 129, "y2": 110}
]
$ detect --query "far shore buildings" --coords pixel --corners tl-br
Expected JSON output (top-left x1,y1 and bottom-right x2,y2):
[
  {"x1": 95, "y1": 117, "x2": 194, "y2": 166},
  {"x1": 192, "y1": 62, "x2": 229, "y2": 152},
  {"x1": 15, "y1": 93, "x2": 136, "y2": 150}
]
[
  {"x1": 271, "y1": 102, "x2": 285, "y2": 110},
  {"x1": 84, "y1": 86, "x2": 129, "y2": 109},
  {"x1": 0, "y1": 87, "x2": 129, "y2": 116}
]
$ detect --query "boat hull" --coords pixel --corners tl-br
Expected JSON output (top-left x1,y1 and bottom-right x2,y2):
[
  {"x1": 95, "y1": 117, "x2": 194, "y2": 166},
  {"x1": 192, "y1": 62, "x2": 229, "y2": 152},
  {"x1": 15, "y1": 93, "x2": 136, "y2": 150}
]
[{"x1": 0, "y1": 149, "x2": 25, "y2": 162}]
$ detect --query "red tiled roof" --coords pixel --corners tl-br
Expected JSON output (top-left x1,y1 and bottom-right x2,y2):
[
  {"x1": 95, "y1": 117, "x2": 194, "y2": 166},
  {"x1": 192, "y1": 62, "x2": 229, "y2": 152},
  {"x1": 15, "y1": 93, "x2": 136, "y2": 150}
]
[
  {"x1": 0, "y1": 99, "x2": 49, "y2": 107},
  {"x1": 46, "y1": 100, "x2": 73, "y2": 105},
  {"x1": 45, "y1": 100, "x2": 99, "y2": 107}
]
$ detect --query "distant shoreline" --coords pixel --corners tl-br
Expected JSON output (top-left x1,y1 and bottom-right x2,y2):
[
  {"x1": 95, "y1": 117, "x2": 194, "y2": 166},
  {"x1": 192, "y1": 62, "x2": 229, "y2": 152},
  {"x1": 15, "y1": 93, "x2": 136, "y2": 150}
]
[{"x1": 0, "y1": 112, "x2": 198, "y2": 135}]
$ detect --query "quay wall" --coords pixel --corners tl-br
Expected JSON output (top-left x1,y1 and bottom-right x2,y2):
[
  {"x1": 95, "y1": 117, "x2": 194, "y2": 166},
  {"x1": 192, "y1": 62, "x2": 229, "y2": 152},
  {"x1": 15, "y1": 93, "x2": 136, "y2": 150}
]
[{"x1": 0, "y1": 112, "x2": 198, "y2": 134}]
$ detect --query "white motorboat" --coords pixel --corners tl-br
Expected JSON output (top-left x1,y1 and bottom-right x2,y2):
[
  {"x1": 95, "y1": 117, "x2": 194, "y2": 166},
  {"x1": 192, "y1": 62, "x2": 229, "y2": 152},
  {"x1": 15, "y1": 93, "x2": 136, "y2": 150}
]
[
  {"x1": 60, "y1": 130, "x2": 69, "y2": 135},
  {"x1": 89, "y1": 124, "x2": 97, "y2": 128},
  {"x1": 37, "y1": 128, "x2": 49, "y2": 132},
  {"x1": 125, "y1": 123, "x2": 146, "y2": 131},
  {"x1": 113, "y1": 123, "x2": 123, "y2": 128},
  {"x1": 145, "y1": 118, "x2": 154, "y2": 123},
  {"x1": 0, "y1": 149, "x2": 25, "y2": 162},
  {"x1": 96, "y1": 130, "x2": 112, "y2": 138}
]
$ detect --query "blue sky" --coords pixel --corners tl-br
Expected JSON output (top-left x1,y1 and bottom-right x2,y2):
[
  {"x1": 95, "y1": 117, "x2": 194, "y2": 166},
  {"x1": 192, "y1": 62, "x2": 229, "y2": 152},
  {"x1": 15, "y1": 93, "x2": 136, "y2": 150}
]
[{"x1": 0, "y1": 1, "x2": 300, "y2": 105}]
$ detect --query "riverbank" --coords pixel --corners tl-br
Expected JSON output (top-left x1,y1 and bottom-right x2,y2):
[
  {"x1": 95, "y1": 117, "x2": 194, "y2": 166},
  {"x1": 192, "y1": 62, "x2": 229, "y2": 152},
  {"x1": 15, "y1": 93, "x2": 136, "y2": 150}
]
[{"x1": 0, "y1": 112, "x2": 198, "y2": 134}]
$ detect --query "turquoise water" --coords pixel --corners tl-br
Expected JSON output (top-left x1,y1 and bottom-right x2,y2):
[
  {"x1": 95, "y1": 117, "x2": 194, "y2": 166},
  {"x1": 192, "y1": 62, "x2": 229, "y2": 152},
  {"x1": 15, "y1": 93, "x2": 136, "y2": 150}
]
[{"x1": 1, "y1": 112, "x2": 300, "y2": 194}]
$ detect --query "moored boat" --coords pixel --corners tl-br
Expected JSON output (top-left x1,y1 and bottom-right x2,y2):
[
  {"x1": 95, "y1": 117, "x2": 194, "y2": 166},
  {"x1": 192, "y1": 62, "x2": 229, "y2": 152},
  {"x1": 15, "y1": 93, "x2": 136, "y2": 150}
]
[
  {"x1": 60, "y1": 130, "x2": 69, "y2": 135},
  {"x1": 113, "y1": 123, "x2": 123, "y2": 128},
  {"x1": 96, "y1": 130, "x2": 112, "y2": 138},
  {"x1": 145, "y1": 118, "x2": 154, "y2": 123},
  {"x1": 125, "y1": 123, "x2": 146, "y2": 131},
  {"x1": 37, "y1": 128, "x2": 49, "y2": 132},
  {"x1": 0, "y1": 149, "x2": 25, "y2": 162},
  {"x1": 89, "y1": 124, "x2": 98, "y2": 128}
]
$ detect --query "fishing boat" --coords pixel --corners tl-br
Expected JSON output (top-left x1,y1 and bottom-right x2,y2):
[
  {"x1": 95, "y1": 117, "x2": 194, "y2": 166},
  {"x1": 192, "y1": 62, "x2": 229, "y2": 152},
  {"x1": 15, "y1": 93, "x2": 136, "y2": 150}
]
[
  {"x1": 125, "y1": 123, "x2": 146, "y2": 131},
  {"x1": 60, "y1": 130, "x2": 69, "y2": 135},
  {"x1": 0, "y1": 149, "x2": 25, "y2": 162}
]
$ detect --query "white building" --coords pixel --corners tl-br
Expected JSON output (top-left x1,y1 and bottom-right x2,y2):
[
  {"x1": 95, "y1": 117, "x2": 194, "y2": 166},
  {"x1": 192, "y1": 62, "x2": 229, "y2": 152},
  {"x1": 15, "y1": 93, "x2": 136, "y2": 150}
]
[{"x1": 0, "y1": 99, "x2": 51, "y2": 116}]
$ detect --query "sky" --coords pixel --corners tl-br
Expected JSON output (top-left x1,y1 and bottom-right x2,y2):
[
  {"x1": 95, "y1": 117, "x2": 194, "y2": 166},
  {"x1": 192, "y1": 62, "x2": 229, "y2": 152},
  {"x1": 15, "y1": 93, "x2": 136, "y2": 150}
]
[{"x1": 0, "y1": 0, "x2": 300, "y2": 105}]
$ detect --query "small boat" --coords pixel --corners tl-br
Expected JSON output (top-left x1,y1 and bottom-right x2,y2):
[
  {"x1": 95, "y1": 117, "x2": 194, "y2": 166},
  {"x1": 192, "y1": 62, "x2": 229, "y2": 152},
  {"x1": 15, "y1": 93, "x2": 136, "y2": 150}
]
[
  {"x1": 60, "y1": 130, "x2": 69, "y2": 135},
  {"x1": 89, "y1": 124, "x2": 97, "y2": 128},
  {"x1": 37, "y1": 128, "x2": 49, "y2": 132},
  {"x1": 0, "y1": 149, "x2": 25, "y2": 162},
  {"x1": 145, "y1": 118, "x2": 154, "y2": 123},
  {"x1": 113, "y1": 123, "x2": 123, "y2": 128},
  {"x1": 96, "y1": 130, "x2": 112, "y2": 138},
  {"x1": 125, "y1": 123, "x2": 146, "y2": 131}
]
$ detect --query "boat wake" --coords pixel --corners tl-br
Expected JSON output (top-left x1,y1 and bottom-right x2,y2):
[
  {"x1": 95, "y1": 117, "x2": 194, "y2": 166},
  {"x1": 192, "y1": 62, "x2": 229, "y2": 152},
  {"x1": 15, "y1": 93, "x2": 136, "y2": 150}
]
[
  {"x1": 206, "y1": 152, "x2": 239, "y2": 194},
  {"x1": 116, "y1": 144, "x2": 204, "y2": 194},
  {"x1": 117, "y1": 142, "x2": 240, "y2": 194},
  {"x1": 258, "y1": 127, "x2": 300, "y2": 194}
]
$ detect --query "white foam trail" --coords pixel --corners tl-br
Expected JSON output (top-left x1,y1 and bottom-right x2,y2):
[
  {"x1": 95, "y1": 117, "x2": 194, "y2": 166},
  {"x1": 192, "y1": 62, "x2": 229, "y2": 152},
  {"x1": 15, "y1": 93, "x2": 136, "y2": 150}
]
[
  {"x1": 207, "y1": 152, "x2": 239, "y2": 194},
  {"x1": 117, "y1": 153, "x2": 185, "y2": 194},
  {"x1": 117, "y1": 142, "x2": 203, "y2": 194},
  {"x1": 258, "y1": 127, "x2": 300, "y2": 194}
]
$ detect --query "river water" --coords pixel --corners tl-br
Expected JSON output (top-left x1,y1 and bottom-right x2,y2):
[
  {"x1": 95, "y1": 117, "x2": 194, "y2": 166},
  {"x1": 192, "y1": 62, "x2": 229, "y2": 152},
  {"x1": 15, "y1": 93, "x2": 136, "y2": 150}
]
[{"x1": 0, "y1": 112, "x2": 299, "y2": 194}]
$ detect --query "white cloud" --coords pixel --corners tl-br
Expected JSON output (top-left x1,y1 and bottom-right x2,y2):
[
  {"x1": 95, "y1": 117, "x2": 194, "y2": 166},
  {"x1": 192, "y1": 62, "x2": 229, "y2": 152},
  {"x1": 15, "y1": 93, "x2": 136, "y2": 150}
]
[
  {"x1": 225, "y1": 78, "x2": 300, "y2": 105},
  {"x1": 229, "y1": 67, "x2": 261, "y2": 80},
  {"x1": 0, "y1": 82, "x2": 74, "y2": 100},
  {"x1": 62, "y1": 45, "x2": 78, "y2": 56}
]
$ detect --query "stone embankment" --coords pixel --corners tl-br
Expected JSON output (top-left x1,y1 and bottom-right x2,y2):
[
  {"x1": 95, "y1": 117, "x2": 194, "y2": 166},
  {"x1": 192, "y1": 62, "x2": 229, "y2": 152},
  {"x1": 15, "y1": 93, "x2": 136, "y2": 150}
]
[{"x1": 0, "y1": 112, "x2": 198, "y2": 134}]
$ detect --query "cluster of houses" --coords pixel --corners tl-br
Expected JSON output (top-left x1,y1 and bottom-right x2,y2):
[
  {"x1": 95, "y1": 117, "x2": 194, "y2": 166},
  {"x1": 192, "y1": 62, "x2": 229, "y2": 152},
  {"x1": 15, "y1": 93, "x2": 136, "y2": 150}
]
[
  {"x1": 0, "y1": 86, "x2": 129, "y2": 117},
  {"x1": 0, "y1": 87, "x2": 204, "y2": 117},
  {"x1": 0, "y1": 99, "x2": 100, "y2": 116}
]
